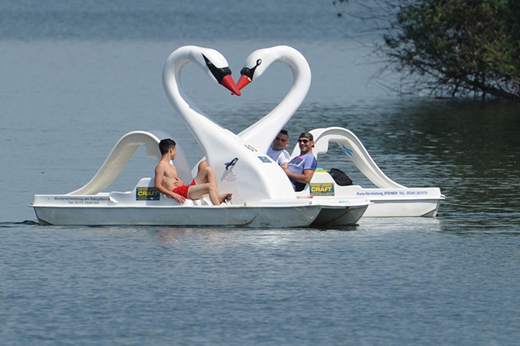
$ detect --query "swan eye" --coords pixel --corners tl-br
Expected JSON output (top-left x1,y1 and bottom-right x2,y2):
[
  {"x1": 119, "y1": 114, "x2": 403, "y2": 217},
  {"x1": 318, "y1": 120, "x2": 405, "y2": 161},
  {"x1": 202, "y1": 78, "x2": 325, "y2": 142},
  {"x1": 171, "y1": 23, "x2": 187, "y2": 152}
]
[{"x1": 202, "y1": 54, "x2": 231, "y2": 83}]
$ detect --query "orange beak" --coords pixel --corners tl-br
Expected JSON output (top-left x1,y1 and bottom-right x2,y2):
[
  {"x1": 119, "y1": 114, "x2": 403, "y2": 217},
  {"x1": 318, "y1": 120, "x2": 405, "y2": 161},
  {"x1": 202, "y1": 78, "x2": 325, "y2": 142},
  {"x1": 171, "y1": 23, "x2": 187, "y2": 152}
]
[
  {"x1": 220, "y1": 75, "x2": 241, "y2": 96},
  {"x1": 237, "y1": 75, "x2": 252, "y2": 90}
]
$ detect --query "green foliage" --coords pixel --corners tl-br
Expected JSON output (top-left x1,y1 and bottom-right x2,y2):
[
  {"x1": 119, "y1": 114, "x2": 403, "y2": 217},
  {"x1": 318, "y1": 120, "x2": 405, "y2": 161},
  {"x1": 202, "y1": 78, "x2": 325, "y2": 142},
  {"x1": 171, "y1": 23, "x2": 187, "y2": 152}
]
[{"x1": 339, "y1": 0, "x2": 520, "y2": 99}]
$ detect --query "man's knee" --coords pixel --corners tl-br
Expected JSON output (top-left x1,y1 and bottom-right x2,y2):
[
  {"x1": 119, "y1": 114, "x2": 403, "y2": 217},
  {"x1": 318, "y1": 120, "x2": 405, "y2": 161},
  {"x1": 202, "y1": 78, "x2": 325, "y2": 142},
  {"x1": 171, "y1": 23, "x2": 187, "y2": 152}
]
[
  {"x1": 198, "y1": 160, "x2": 208, "y2": 171},
  {"x1": 201, "y1": 166, "x2": 214, "y2": 176}
]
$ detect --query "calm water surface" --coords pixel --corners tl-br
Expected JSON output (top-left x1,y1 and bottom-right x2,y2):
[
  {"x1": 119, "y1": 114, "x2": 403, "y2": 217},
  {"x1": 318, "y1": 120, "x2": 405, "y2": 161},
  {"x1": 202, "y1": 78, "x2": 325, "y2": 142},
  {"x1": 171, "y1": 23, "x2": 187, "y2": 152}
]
[{"x1": 1, "y1": 1, "x2": 520, "y2": 345}]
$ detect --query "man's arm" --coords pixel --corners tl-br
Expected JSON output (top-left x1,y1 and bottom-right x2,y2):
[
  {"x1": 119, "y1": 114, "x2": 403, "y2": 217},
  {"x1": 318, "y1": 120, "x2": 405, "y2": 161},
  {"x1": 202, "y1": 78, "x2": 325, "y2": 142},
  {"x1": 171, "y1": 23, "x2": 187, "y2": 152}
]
[{"x1": 282, "y1": 165, "x2": 315, "y2": 184}]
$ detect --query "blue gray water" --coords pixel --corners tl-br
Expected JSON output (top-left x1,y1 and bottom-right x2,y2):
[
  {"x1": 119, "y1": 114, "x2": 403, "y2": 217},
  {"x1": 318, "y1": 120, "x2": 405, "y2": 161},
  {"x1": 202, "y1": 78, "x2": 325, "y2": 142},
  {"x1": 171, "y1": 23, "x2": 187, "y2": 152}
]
[{"x1": 1, "y1": 1, "x2": 520, "y2": 345}]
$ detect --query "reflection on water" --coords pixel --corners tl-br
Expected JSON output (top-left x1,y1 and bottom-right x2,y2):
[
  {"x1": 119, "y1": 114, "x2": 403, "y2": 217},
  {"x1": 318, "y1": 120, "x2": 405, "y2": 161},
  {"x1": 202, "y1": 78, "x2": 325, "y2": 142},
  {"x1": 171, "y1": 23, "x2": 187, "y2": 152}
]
[
  {"x1": 154, "y1": 228, "x2": 240, "y2": 247},
  {"x1": 155, "y1": 229, "x2": 188, "y2": 245}
]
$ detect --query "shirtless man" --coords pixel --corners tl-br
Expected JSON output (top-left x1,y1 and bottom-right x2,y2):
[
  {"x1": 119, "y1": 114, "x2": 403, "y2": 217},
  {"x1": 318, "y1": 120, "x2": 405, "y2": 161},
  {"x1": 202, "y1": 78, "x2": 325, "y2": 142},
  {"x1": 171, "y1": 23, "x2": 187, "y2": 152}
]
[{"x1": 154, "y1": 138, "x2": 232, "y2": 205}]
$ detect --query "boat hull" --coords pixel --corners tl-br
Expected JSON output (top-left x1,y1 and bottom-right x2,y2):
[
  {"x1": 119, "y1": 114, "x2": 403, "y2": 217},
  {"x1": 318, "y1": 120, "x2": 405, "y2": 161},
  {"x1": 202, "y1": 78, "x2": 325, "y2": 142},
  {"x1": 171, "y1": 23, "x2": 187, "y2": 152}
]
[
  {"x1": 311, "y1": 204, "x2": 368, "y2": 227},
  {"x1": 306, "y1": 171, "x2": 444, "y2": 218},
  {"x1": 344, "y1": 187, "x2": 443, "y2": 218},
  {"x1": 363, "y1": 198, "x2": 442, "y2": 218},
  {"x1": 32, "y1": 194, "x2": 324, "y2": 228}
]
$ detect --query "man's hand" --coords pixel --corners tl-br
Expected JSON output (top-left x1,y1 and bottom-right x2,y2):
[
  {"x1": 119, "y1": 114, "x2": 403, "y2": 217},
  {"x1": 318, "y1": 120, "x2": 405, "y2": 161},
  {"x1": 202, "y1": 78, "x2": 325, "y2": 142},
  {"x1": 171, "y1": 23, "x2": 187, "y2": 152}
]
[{"x1": 170, "y1": 192, "x2": 186, "y2": 203}]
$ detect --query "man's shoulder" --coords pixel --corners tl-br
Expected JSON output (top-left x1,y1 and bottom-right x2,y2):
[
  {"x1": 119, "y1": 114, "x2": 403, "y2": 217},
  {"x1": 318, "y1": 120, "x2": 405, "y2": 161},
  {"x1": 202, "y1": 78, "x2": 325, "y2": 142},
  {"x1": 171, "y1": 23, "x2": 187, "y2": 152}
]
[
  {"x1": 157, "y1": 160, "x2": 175, "y2": 171},
  {"x1": 268, "y1": 148, "x2": 290, "y2": 159},
  {"x1": 302, "y1": 153, "x2": 317, "y2": 169},
  {"x1": 156, "y1": 160, "x2": 168, "y2": 168},
  {"x1": 155, "y1": 161, "x2": 165, "y2": 170}
]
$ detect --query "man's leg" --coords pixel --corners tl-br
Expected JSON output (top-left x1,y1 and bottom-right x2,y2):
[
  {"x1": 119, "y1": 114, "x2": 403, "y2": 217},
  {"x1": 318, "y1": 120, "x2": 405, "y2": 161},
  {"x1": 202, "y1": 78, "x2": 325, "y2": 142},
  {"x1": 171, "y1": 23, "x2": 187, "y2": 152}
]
[
  {"x1": 193, "y1": 164, "x2": 216, "y2": 185},
  {"x1": 193, "y1": 165, "x2": 232, "y2": 204},
  {"x1": 187, "y1": 183, "x2": 220, "y2": 205}
]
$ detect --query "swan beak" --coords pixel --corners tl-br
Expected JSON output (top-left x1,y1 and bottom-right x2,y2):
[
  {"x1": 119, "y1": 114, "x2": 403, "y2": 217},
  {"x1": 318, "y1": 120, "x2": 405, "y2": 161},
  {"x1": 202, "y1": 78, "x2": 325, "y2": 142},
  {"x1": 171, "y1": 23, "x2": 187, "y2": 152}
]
[
  {"x1": 221, "y1": 75, "x2": 241, "y2": 96},
  {"x1": 237, "y1": 75, "x2": 252, "y2": 90}
]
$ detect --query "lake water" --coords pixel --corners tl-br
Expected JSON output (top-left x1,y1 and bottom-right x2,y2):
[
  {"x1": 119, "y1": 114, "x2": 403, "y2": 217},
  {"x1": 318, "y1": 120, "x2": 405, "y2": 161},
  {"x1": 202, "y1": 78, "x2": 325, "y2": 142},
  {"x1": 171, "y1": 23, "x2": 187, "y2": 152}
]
[{"x1": 1, "y1": 1, "x2": 520, "y2": 345}]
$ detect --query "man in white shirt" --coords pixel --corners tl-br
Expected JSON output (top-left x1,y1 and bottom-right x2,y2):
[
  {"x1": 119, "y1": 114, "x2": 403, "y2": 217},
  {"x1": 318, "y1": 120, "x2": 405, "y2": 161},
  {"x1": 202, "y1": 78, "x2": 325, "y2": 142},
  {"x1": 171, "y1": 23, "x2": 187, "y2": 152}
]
[{"x1": 267, "y1": 130, "x2": 291, "y2": 166}]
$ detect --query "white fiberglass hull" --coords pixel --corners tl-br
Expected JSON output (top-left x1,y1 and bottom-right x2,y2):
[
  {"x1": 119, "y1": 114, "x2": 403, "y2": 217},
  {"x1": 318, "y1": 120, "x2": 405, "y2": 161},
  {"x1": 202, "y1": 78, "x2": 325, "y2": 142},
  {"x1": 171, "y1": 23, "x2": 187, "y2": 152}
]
[
  {"x1": 310, "y1": 181, "x2": 444, "y2": 217},
  {"x1": 31, "y1": 194, "x2": 323, "y2": 228},
  {"x1": 333, "y1": 185, "x2": 443, "y2": 218},
  {"x1": 361, "y1": 192, "x2": 442, "y2": 217},
  {"x1": 306, "y1": 180, "x2": 443, "y2": 218}
]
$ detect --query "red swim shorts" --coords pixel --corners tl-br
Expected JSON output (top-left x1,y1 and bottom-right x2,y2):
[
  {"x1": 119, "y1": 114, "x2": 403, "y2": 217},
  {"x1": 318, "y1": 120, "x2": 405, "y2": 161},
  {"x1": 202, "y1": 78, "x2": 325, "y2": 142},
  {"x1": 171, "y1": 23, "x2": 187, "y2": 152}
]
[{"x1": 172, "y1": 180, "x2": 196, "y2": 199}]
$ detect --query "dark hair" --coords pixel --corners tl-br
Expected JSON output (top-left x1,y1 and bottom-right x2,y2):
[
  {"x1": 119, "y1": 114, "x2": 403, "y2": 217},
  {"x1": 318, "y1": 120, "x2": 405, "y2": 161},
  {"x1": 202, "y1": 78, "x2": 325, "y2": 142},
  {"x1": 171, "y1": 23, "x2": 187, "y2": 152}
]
[
  {"x1": 159, "y1": 138, "x2": 176, "y2": 155},
  {"x1": 279, "y1": 129, "x2": 289, "y2": 138},
  {"x1": 299, "y1": 131, "x2": 313, "y2": 141}
]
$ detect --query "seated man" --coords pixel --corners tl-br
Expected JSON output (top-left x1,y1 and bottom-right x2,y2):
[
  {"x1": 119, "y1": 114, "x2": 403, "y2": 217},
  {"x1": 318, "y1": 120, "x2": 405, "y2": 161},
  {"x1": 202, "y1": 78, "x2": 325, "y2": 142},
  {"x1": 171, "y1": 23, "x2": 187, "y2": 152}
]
[
  {"x1": 267, "y1": 129, "x2": 291, "y2": 166},
  {"x1": 154, "y1": 138, "x2": 232, "y2": 205},
  {"x1": 282, "y1": 131, "x2": 317, "y2": 192}
]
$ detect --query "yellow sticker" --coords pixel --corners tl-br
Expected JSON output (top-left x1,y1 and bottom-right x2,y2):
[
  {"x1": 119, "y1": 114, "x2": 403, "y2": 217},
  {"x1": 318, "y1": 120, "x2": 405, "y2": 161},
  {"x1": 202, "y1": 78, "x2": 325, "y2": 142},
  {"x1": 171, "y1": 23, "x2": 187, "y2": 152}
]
[
  {"x1": 136, "y1": 187, "x2": 160, "y2": 200},
  {"x1": 310, "y1": 183, "x2": 335, "y2": 196}
]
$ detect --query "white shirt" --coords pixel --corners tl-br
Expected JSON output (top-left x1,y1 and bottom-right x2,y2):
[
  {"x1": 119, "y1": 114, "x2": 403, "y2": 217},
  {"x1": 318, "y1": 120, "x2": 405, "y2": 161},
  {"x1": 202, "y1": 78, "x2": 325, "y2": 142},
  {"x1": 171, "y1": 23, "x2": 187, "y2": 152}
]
[{"x1": 267, "y1": 147, "x2": 291, "y2": 166}]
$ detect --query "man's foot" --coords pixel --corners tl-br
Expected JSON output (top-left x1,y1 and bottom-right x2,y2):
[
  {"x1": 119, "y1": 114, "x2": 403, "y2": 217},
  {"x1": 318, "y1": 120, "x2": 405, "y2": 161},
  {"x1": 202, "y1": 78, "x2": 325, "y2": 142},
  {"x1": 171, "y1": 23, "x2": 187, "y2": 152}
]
[{"x1": 219, "y1": 193, "x2": 233, "y2": 204}]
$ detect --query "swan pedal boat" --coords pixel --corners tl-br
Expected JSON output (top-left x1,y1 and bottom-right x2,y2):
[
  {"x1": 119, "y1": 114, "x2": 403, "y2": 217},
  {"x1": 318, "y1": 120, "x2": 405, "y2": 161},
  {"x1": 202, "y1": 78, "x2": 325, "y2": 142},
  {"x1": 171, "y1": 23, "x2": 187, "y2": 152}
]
[
  {"x1": 290, "y1": 127, "x2": 445, "y2": 217},
  {"x1": 31, "y1": 130, "x2": 366, "y2": 227}
]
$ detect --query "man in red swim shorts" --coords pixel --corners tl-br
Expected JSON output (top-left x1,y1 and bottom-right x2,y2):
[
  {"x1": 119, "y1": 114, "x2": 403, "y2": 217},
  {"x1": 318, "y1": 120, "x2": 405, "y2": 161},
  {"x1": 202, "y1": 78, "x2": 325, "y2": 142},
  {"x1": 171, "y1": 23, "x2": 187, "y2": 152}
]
[
  {"x1": 154, "y1": 138, "x2": 232, "y2": 205},
  {"x1": 172, "y1": 179, "x2": 196, "y2": 199}
]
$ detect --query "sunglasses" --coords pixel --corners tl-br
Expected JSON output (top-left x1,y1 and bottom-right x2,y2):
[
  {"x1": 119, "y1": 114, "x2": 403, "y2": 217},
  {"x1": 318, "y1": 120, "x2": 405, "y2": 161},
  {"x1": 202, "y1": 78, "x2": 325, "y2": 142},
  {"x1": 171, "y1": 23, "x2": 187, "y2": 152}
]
[{"x1": 298, "y1": 139, "x2": 310, "y2": 144}]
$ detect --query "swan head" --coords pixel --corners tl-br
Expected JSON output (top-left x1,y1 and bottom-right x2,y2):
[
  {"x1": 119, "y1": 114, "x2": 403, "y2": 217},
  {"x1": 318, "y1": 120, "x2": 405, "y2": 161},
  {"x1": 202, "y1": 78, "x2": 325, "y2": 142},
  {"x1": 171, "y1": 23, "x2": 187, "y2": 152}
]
[
  {"x1": 236, "y1": 46, "x2": 292, "y2": 90},
  {"x1": 236, "y1": 46, "x2": 310, "y2": 93},
  {"x1": 237, "y1": 55, "x2": 265, "y2": 90},
  {"x1": 191, "y1": 47, "x2": 241, "y2": 96}
]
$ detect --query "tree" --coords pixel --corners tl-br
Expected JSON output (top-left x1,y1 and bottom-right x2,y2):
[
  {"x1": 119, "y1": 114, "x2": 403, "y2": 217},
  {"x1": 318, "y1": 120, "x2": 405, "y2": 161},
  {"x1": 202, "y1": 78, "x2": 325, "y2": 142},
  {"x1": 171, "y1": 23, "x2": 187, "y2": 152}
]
[{"x1": 335, "y1": 0, "x2": 520, "y2": 99}]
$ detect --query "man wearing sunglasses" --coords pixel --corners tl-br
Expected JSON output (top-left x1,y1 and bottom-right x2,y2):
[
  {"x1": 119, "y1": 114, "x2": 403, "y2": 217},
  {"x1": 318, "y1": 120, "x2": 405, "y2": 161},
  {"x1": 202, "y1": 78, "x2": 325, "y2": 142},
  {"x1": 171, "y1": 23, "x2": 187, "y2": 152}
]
[
  {"x1": 282, "y1": 131, "x2": 317, "y2": 192},
  {"x1": 267, "y1": 129, "x2": 291, "y2": 166}
]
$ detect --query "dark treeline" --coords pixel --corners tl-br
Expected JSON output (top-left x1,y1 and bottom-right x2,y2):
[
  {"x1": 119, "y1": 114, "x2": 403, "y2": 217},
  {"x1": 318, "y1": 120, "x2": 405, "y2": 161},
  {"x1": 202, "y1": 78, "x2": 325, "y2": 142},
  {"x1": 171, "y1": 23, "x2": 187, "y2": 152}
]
[{"x1": 335, "y1": 0, "x2": 520, "y2": 99}]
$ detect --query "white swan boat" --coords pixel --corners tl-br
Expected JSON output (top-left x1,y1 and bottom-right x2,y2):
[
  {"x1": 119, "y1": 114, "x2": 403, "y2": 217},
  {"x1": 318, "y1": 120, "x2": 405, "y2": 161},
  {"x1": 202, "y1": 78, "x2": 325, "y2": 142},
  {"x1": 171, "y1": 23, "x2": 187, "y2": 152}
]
[
  {"x1": 32, "y1": 131, "x2": 328, "y2": 227},
  {"x1": 290, "y1": 127, "x2": 445, "y2": 217},
  {"x1": 31, "y1": 45, "x2": 368, "y2": 227},
  {"x1": 235, "y1": 46, "x2": 444, "y2": 218}
]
